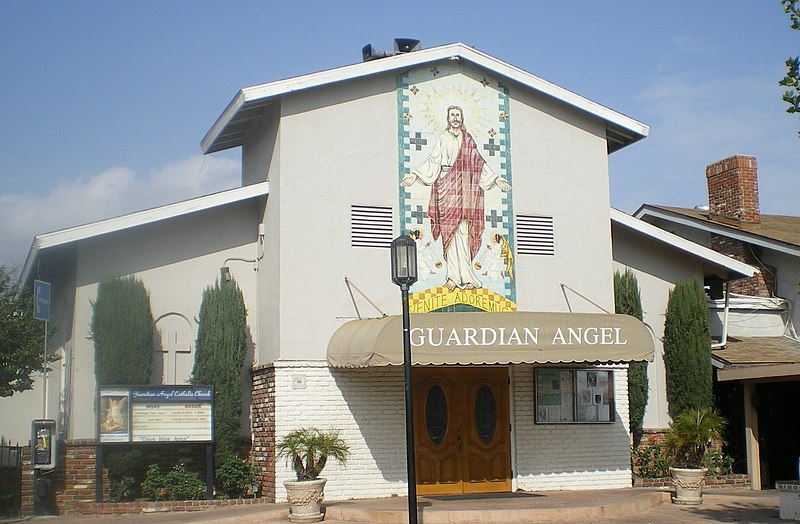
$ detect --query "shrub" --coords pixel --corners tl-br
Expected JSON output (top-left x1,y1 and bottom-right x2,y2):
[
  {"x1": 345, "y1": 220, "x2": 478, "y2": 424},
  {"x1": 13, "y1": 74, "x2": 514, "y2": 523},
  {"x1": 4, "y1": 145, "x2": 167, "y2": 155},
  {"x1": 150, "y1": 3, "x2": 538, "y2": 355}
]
[
  {"x1": 91, "y1": 276, "x2": 154, "y2": 385},
  {"x1": 614, "y1": 269, "x2": 648, "y2": 431},
  {"x1": 215, "y1": 455, "x2": 258, "y2": 499},
  {"x1": 631, "y1": 437, "x2": 670, "y2": 478},
  {"x1": 704, "y1": 450, "x2": 735, "y2": 478},
  {"x1": 276, "y1": 428, "x2": 350, "y2": 481},
  {"x1": 663, "y1": 280, "x2": 712, "y2": 416},
  {"x1": 664, "y1": 407, "x2": 727, "y2": 468},
  {"x1": 192, "y1": 279, "x2": 248, "y2": 462},
  {"x1": 141, "y1": 463, "x2": 205, "y2": 501},
  {"x1": 105, "y1": 449, "x2": 145, "y2": 502},
  {"x1": 631, "y1": 436, "x2": 735, "y2": 479}
]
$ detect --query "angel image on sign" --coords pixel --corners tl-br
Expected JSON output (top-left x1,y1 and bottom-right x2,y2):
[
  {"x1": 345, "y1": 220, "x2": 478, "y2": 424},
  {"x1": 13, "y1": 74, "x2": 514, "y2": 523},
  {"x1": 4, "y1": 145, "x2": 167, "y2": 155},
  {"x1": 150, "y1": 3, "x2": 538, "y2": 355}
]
[{"x1": 100, "y1": 396, "x2": 128, "y2": 433}]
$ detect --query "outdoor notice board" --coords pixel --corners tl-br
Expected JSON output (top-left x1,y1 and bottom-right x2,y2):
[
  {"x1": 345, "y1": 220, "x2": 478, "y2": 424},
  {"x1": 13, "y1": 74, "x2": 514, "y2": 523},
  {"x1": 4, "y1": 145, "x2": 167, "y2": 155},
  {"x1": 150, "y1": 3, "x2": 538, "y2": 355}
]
[{"x1": 98, "y1": 386, "x2": 214, "y2": 444}]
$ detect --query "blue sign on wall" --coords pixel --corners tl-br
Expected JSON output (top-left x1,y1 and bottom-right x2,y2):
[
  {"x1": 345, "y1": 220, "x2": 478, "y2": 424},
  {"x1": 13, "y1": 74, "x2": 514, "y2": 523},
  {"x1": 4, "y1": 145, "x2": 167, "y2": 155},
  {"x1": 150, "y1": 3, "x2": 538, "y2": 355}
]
[{"x1": 33, "y1": 280, "x2": 51, "y2": 321}]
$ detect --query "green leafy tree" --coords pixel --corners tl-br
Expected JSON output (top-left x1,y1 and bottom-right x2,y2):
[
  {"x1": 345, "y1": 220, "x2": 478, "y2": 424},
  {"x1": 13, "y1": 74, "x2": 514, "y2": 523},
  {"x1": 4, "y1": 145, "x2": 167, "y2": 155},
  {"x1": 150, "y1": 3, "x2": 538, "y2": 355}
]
[
  {"x1": 192, "y1": 279, "x2": 248, "y2": 463},
  {"x1": 780, "y1": 0, "x2": 800, "y2": 136},
  {"x1": 614, "y1": 270, "x2": 648, "y2": 432},
  {"x1": 0, "y1": 267, "x2": 46, "y2": 397},
  {"x1": 91, "y1": 276, "x2": 154, "y2": 385},
  {"x1": 663, "y1": 280, "x2": 712, "y2": 417}
]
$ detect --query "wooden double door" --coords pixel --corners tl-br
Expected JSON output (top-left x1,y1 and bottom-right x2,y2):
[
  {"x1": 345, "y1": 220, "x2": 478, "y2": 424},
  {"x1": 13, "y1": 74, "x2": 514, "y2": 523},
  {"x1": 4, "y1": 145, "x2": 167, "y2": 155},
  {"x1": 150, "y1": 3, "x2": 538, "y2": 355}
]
[{"x1": 412, "y1": 367, "x2": 511, "y2": 495}]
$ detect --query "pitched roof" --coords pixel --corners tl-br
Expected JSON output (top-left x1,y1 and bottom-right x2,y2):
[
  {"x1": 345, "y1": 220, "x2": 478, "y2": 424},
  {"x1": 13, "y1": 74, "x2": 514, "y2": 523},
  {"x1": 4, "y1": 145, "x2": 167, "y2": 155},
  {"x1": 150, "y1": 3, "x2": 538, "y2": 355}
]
[
  {"x1": 20, "y1": 182, "x2": 269, "y2": 288},
  {"x1": 202, "y1": 42, "x2": 649, "y2": 155},
  {"x1": 610, "y1": 209, "x2": 757, "y2": 280},
  {"x1": 634, "y1": 205, "x2": 800, "y2": 258}
]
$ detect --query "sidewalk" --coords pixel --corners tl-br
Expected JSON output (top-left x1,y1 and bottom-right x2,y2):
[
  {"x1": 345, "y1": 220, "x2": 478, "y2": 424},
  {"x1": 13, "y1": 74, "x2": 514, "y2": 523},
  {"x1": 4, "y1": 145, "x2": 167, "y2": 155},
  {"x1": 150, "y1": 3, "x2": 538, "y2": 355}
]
[{"x1": 6, "y1": 488, "x2": 782, "y2": 523}]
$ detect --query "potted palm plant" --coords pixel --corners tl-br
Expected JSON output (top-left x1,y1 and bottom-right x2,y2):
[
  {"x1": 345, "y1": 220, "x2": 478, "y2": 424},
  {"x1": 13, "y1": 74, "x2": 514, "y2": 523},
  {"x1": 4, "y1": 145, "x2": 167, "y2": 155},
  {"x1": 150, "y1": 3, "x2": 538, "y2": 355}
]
[
  {"x1": 276, "y1": 427, "x2": 350, "y2": 523},
  {"x1": 664, "y1": 407, "x2": 727, "y2": 505}
]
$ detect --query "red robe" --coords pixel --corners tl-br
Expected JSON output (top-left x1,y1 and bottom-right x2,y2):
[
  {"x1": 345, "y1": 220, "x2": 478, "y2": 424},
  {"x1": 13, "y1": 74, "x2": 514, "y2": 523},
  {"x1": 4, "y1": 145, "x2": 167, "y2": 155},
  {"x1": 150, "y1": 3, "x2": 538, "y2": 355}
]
[{"x1": 428, "y1": 132, "x2": 485, "y2": 261}]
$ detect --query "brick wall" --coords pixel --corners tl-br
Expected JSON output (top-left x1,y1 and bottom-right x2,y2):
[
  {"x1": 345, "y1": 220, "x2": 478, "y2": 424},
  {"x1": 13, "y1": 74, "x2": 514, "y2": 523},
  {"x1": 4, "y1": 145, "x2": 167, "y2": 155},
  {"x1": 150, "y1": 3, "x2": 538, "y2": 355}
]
[
  {"x1": 634, "y1": 474, "x2": 751, "y2": 489},
  {"x1": 264, "y1": 362, "x2": 636, "y2": 501},
  {"x1": 54, "y1": 440, "x2": 99, "y2": 512},
  {"x1": 19, "y1": 439, "x2": 99, "y2": 516},
  {"x1": 706, "y1": 155, "x2": 760, "y2": 224},
  {"x1": 251, "y1": 364, "x2": 276, "y2": 501},
  {"x1": 19, "y1": 440, "x2": 223, "y2": 516},
  {"x1": 704, "y1": 156, "x2": 775, "y2": 297},
  {"x1": 711, "y1": 237, "x2": 775, "y2": 297},
  {"x1": 272, "y1": 362, "x2": 407, "y2": 502}
]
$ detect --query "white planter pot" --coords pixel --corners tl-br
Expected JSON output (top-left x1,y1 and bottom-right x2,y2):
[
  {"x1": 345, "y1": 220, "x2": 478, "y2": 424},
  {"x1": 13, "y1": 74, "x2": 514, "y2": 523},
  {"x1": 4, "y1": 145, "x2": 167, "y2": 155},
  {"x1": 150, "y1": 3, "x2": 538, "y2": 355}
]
[
  {"x1": 670, "y1": 467, "x2": 707, "y2": 505},
  {"x1": 284, "y1": 478, "x2": 327, "y2": 523}
]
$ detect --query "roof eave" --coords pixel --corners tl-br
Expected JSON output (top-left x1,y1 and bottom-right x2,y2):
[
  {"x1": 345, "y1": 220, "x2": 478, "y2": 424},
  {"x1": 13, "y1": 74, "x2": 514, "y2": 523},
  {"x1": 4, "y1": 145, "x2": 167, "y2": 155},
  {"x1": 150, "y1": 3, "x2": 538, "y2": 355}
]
[
  {"x1": 19, "y1": 182, "x2": 269, "y2": 290},
  {"x1": 611, "y1": 209, "x2": 757, "y2": 280},
  {"x1": 635, "y1": 205, "x2": 800, "y2": 258},
  {"x1": 201, "y1": 42, "x2": 649, "y2": 155}
]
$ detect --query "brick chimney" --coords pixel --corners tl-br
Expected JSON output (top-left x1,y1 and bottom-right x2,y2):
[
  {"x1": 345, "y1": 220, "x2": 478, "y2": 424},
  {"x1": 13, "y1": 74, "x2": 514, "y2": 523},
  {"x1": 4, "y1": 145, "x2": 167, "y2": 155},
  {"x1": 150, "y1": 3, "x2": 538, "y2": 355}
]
[
  {"x1": 705, "y1": 155, "x2": 774, "y2": 297},
  {"x1": 705, "y1": 155, "x2": 760, "y2": 223}
]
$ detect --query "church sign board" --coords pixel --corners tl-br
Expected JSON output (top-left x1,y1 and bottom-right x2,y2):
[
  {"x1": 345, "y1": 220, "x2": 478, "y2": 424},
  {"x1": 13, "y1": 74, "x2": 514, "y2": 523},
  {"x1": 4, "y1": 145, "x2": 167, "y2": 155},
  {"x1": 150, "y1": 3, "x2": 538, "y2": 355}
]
[{"x1": 98, "y1": 386, "x2": 213, "y2": 444}]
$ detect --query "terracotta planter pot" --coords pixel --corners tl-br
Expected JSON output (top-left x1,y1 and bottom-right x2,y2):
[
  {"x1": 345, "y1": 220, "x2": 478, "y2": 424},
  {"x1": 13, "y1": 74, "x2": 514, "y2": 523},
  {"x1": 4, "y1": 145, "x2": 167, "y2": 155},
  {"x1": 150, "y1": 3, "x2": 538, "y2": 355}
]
[
  {"x1": 670, "y1": 467, "x2": 707, "y2": 505},
  {"x1": 284, "y1": 478, "x2": 327, "y2": 522}
]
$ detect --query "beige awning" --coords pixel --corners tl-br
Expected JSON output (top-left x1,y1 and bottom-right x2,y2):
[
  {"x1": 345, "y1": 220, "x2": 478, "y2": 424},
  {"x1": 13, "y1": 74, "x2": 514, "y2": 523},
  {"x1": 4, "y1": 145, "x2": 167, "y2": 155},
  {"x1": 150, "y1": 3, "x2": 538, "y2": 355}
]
[{"x1": 327, "y1": 312, "x2": 654, "y2": 368}]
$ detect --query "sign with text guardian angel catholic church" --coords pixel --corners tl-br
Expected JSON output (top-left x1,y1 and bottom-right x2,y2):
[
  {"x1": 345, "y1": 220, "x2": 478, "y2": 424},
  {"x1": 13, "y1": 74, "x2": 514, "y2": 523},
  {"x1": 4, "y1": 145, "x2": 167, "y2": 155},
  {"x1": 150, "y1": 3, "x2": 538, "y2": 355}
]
[{"x1": 98, "y1": 386, "x2": 214, "y2": 444}]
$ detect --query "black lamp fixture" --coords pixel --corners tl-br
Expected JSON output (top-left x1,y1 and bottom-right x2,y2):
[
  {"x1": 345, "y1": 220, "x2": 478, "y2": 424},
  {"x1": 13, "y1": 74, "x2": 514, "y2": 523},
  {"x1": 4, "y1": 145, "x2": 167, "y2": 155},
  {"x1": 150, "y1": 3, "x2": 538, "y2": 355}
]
[
  {"x1": 390, "y1": 233, "x2": 418, "y2": 524},
  {"x1": 391, "y1": 234, "x2": 418, "y2": 289}
]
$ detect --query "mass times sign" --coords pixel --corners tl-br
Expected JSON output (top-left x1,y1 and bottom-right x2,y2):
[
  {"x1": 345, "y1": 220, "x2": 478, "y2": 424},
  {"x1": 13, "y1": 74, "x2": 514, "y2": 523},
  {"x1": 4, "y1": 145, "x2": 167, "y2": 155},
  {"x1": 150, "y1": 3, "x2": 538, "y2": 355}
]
[{"x1": 98, "y1": 386, "x2": 214, "y2": 444}]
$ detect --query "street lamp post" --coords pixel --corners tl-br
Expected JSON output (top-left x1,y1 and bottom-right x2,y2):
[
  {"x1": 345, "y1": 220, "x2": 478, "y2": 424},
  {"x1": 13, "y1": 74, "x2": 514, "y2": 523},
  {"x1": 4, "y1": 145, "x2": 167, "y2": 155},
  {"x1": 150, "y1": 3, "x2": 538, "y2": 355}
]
[{"x1": 390, "y1": 234, "x2": 418, "y2": 524}]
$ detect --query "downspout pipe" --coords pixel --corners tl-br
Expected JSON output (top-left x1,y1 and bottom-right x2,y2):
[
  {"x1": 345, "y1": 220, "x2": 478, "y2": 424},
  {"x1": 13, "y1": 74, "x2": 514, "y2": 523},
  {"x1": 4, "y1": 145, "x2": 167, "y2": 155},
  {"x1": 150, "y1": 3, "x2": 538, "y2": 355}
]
[{"x1": 711, "y1": 281, "x2": 730, "y2": 349}]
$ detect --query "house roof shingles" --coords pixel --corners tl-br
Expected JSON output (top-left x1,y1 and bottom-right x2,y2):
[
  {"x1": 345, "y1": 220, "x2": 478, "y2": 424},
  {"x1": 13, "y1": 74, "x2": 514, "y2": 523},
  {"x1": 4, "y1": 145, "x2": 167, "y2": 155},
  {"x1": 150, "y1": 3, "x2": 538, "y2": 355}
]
[
  {"x1": 651, "y1": 205, "x2": 800, "y2": 249},
  {"x1": 713, "y1": 336, "x2": 800, "y2": 381}
]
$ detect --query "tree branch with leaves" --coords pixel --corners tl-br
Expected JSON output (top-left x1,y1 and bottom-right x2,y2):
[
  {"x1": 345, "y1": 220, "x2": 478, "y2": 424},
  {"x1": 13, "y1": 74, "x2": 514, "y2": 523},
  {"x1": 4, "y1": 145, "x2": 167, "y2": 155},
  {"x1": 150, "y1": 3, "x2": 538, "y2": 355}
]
[
  {"x1": 781, "y1": 0, "x2": 800, "y2": 136},
  {"x1": 0, "y1": 267, "x2": 46, "y2": 397}
]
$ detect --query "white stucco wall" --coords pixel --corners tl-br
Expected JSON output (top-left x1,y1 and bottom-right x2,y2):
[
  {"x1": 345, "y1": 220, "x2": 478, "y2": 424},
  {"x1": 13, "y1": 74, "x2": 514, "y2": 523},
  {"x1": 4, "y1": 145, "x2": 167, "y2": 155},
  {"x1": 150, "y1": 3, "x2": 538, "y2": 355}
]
[
  {"x1": 508, "y1": 85, "x2": 615, "y2": 314},
  {"x1": 243, "y1": 102, "x2": 280, "y2": 187},
  {"x1": 0, "y1": 200, "x2": 263, "y2": 443},
  {"x1": 250, "y1": 61, "x2": 620, "y2": 366},
  {"x1": 611, "y1": 223, "x2": 707, "y2": 429},
  {"x1": 761, "y1": 249, "x2": 800, "y2": 337},
  {"x1": 257, "y1": 71, "x2": 408, "y2": 365}
]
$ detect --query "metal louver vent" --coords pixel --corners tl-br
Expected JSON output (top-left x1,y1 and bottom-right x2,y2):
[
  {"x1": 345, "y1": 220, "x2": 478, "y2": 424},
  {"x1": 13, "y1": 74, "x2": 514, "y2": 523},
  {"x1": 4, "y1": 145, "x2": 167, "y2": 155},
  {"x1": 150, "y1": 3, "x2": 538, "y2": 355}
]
[
  {"x1": 351, "y1": 205, "x2": 393, "y2": 248},
  {"x1": 516, "y1": 214, "x2": 555, "y2": 255}
]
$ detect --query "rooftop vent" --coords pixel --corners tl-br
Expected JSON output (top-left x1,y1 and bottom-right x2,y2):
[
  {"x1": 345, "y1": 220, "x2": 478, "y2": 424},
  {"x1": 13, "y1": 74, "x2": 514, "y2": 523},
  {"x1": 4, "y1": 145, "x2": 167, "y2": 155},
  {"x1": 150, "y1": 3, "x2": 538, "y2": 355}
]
[{"x1": 362, "y1": 38, "x2": 421, "y2": 62}]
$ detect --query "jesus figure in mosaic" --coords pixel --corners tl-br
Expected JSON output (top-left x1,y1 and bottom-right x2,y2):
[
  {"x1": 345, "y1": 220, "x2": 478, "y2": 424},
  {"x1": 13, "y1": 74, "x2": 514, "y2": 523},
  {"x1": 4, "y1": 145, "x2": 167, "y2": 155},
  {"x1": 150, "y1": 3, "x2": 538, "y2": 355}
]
[{"x1": 402, "y1": 105, "x2": 511, "y2": 291}]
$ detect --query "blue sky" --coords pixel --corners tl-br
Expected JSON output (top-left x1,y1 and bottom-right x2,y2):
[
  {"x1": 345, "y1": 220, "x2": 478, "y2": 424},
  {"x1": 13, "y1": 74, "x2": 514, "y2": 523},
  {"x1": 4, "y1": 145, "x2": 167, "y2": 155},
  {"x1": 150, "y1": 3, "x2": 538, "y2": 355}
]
[{"x1": 1, "y1": 1, "x2": 797, "y2": 269}]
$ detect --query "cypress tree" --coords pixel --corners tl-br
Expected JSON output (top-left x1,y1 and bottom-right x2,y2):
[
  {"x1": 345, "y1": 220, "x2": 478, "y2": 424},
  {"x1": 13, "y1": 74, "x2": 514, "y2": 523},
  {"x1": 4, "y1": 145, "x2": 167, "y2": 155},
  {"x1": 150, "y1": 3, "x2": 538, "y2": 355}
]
[
  {"x1": 663, "y1": 279, "x2": 712, "y2": 416},
  {"x1": 192, "y1": 279, "x2": 248, "y2": 461},
  {"x1": 91, "y1": 276, "x2": 154, "y2": 385},
  {"x1": 614, "y1": 270, "x2": 648, "y2": 431}
]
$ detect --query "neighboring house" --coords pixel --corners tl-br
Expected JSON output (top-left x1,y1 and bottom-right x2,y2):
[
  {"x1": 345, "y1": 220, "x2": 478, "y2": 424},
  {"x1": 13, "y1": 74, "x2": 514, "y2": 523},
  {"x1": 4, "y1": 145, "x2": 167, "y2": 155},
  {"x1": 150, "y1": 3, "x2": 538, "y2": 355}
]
[
  {"x1": 635, "y1": 155, "x2": 800, "y2": 489},
  {"x1": 610, "y1": 209, "x2": 756, "y2": 431}
]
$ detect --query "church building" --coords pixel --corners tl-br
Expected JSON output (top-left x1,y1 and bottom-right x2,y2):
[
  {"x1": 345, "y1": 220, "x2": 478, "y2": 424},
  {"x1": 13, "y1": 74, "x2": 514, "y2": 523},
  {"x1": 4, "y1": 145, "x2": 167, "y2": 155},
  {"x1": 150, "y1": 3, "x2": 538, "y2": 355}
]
[{"x1": 6, "y1": 41, "x2": 758, "y2": 510}]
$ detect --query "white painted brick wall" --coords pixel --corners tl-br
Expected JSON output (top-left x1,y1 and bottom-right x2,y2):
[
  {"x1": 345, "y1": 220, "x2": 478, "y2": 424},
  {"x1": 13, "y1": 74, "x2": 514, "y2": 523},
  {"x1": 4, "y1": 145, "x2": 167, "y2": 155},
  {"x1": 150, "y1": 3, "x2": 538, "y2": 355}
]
[
  {"x1": 272, "y1": 361, "x2": 633, "y2": 502},
  {"x1": 512, "y1": 364, "x2": 632, "y2": 491},
  {"x1": 273, "y1": 361, "x2": 408, "y2": 501}
]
